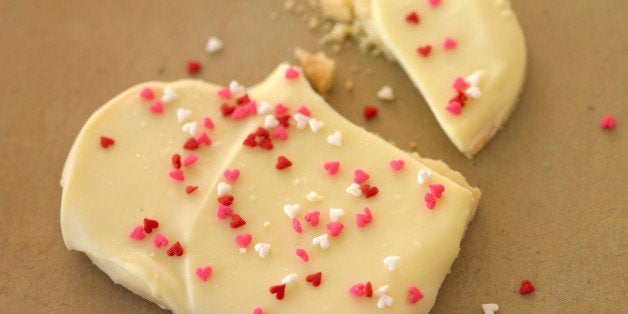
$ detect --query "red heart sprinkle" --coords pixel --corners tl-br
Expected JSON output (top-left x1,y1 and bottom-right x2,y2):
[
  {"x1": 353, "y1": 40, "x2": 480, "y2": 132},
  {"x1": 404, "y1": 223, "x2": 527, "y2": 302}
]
[
  {"x1": 276, "y1": 155, "x2": 293, "y2": 170},
  {"x1": 236, "y1": 94, "x2": 250, "y2": 106},
  {"x1": 405, "y1": 11, "x2": 419, "y2": 24},
  {"x1": 187, "y1": 60, "x2": 201, "y2": 74},
  {"x1": 217, "y1": 195, "x2": 234, "y2": 206},
  {"x1": 242, "y1": 133, "x2": 257, "y2": 147},
  {"x1": 364, "y1": 282, "x2": 373, "y2": 298},
  {"x1": 185, "y1": 186, "x2": 198, "y2": 194},
  {"x1": 275, "y1": 114, "x2": 291, "y2": 127},
  {"x1": 306, "y1": 272, "x2": 322, "y2": 287},
  {"x1": 269, "y1": 284, "x2": 286, "y2": 300},
  {"x1": 221, "y1": 103, "x2": 236, "y2": 116},
  {"x1": 167, "y1": 241, "x2": 184, "y2": 257},
  {"x1": 519, "y1": 280, "x2": 535, "y2": 295},
  {"x1": 143, "y1": 218, "x2": 159, "y2": 233},
  {"x1": 230, "y1": 214, "x2": 246, "y2": 229},
  {"x1": 183, "y1": 138, "x2": 199, "y2": 150},
  {"x1": 255, "y1": 127, "x2": 270, "y2": 138},
  {"x1": 361, "y1": 184, "x2": 379, "y2": 198},
  {"x1": 416, "y1": 45, "x2": 432, "y2": 57},
  {"x1": 258, "y1": 138, "x2": 274, "y2": 150},
  {"x1": 450, "y1": 91, "x2": 468, "y2": 106},
  {"x1": 428, "y1": 184, "x2": 445, "y2": 199},
  {"x1": 171, "y1": 154, "x2": 181, "y2": 169},
  {"x1": 100, "y1": 136, "x2": 115, "y2": 148},
  {"x1": 424, "y1": 193, "x2": 437, "y2": 210},
  {"x1": 363, "y1": 106, "x2": 378, "y2": 120}
]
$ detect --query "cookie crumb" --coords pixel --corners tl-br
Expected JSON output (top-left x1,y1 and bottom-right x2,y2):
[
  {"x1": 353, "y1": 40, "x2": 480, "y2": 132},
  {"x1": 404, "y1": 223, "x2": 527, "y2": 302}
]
[
  {"x1": 344, "y1": 79, "x2": 354, "y2": 91},
  {"x1": 320, "y1": 0, "x2": 354, "y2": 22},
  {"x1": 294, "y1": 47, "x2": 336, "y2": 94}
]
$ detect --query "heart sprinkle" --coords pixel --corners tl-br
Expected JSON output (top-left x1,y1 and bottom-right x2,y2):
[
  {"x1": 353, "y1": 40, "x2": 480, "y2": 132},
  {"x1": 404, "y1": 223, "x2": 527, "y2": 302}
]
[
  {"x1": 285, "y1": 67, "x2": 300, "y2": 80},
  {"x1": 303, "y1": 211, "x2": 320, "y2": 226},
  {"x1": 235, "y1": 233, "x2": 252, "y2": 248},
  {"x1": 252, "y1": 307, "x2": 264, "y2": 314},
  {"x1": 153, "y1": 233, "x2": 168, "y2": 248},
  {"x1": 296, "y1": 248, "x2": 309, "y2": 262},
  {"x1": 445, "y1": 101, "x2": 462, "y2": 115},
  {"x1": 254, "y1": 243, "x2": 271, "y2": 258},
  {"x1": 169, "y1": 169, "x2": 185, "y2": 182},
  {"x1": 408, "y1": 285, "x2": 424, "y2": 304},
  {"x1": 143, "y1": 218, "x2": 159, "y2": 233},
  {"x1": 183, "y1": 137, "x2": 199, "y2": 150},
  {"x1": 346, "y1": 183, "x2": 362, "y2": 197},
  {"x1": 427, "y1": 0, "x2": 441, "y2": 7},
  {"x1": 329, "y1": 208, "x2": 345, "y2": 222},
  {"x1": 271, "y1": 125, "x2": 288, "y2": 140},
  {"x1": 442, "y1": 37, "x2": 457, "y2": 50},
  {"x1": 283, "y1": 204, "x2": 301, "y2": 219},
  {"x1": 363, "y1": 106, "x2": 378, "y2": 120},
  {"x1": 183, "y1": 154, "x2": 197, "y2": 167},
  {"x1": 389, "y1": 159, "x2": 405, "y2": 171},
  {"x1": 269, "y1": 284, "x2": 286, "y2": 300},
  {"x1": 129, "y1": 226, "x2": 145, "y2": 240},
  {"x1": 182, "y1": 122, "x2": 198, "y2": 136},
  {"x1": 424, "y1": 193, "x2": 437, "y2": 210},
  {"x1": 349, "y1": 282, "x2": 373, "y2": 297},
  {"x1": 230, "y1": 214, "x2": 246, "y2": 229},
  {"x1": 306, "y1": 272, "x2": 322, "y2": 287},
  {"x1": 323, "y1": 161, "x2": 340, "y2": 175},
  {"x1": 294, "y1": 113, "x2": 310, "y2": 129},
  {"x1": 482, "y1": 303, "x2": 499, "y2": 314},
  {"x1": 309, "y1": 119, "x2": 325, "y2": 132},
  {"x1": 356, "y1": 207, "x2": 373, "y2": 228},
  {"x1": 217, "y1": 195, "x2": 234, "y2": 206},
  {"x1": 428, "y1": 184, "x2": 445, "y2": 199},
  {"x1": 223, "y1": 169, "x2": 240, "y2": 183},
  {"x1": 327, "y1": 131, "x2": 342, "y2": 146},
  {"x1": 185, "y1": 186, "x2": 198, "y2": 194},
  {"x1": 217, "y1": 182, "x2": 231, "y2": 196},
  {"x1": 416, "y1": 45, "x2": 432, "y2": 57},
  {"x1": 221, "y1": 103, "x2": 236, "y2": 116},
  {"x1": 217, "y1": 88, "x2": 232, "y2": 99},
  {"x1": 519, "y1": 279, "x2": 535, "y2": 294},
  {"x1": 600, "y1": 114, "x2": 616, "y2": 129},
  {"x1": 276, "y1": 155, "x2": 293, "y2": 170},
  {"x1": 353, "y1": 169, "x2": 370, "y2": 184},
  {"x1": 176, "y1": 108, "x2": 192, "y2": 123},
  {"x1": 377, "y1": 294, "x2": 393, "y2": 309},
  {"x1": 171, "y1": 154, "x2": 181, "y2": 169},
  {"x1": 148, "y1": 101, "x2": 163, "y2": 114},
  {"x1": 417, "y1": 169, "x2": 433, "y2": 185},
  {"x1": 361, "y1": 184, "x2": 379, "y2": 198},
  {"x1": 306, "y1": 191, "x2": 324, "y2": 202},
  {"x1": 100, "y1": 136, "x2": 115, "y2": 149},
  {"x1": 139, "y1": 87, "x2": 154, "y2": 100},
  {"x1": 203, "y1": 117, "x2": 214, "y2": 129},
  {"x1": 195, "y1": 266, "x2": 212, "y2": 281},
  {"x1": 187, "y1": 61, "x2": 201, "y2": 75},
  {"x1": 452, "y1": 77, "x2": 469, "y2": 91},
  {"x1": 292, "y1": 218, "x2": 303, "y2": 233},
  {"x1": 312, "y1": 234, "x2": 330, "y2": 250},
  {"x1": 405, "y1": 11, "x2": 419, "y2": 24},
  {"x1": 217, "y1": 204, "x2": 233, "y2": 219},
  {"x1": 167, "y1": 241, "x2": 184, "y2": 257},
  {"x1": 205, "y1": 36, "x2": 223, "y2": 54},
  {"x1": 326, "y1": 222, "x2": 344, "y2": 236},
  {"x1": 383, "y1": 256, "x2": 400, "y2": 271},
  {"x1": 281, "y1": 274, "x2": 298, "y2": 285}
]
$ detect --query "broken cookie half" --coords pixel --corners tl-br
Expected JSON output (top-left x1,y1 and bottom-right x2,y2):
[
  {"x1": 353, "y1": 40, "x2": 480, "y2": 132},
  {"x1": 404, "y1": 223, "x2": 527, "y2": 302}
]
[
  {"x1": 61, "y1": 63, "x2": 480, "y2": 313},
  {"x1": 319, "y1": 0, "x2": 527, "y2": 158}
]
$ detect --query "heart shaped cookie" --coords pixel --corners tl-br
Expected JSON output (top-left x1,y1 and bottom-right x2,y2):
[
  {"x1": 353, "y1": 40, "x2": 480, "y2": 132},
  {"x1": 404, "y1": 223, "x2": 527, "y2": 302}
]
[{"x1": 61, "y1": 64, "x2": 480, "y2": 313}]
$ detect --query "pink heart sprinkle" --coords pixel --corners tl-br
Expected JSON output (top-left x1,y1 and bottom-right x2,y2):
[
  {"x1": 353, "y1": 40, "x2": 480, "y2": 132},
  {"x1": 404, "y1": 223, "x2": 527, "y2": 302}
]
[
  {"x1": 452, "y1": 77, "x2": 469, "y2": 91},
  {"x1": 169, "y1": 169, "x2": 185, "y2": 182},
  {"x1": 389, "y1": 159, "x2": 405, "y2": 171},
  {"x1": 129, "y1": 226, "x2": 145, "y2": 240},
  {"x1": 408, "y1": 286, "x2": 424, "y2": 304},
  {"x1": 235, "y1": 233, "x2": 252, "y2": 248},
  {"x1": 195, "y1": 266, "x2": 213, "y2": 281},
  {"x1": 424, "y1": 193, "x2": 437, "y2": 210},
  {"x1": 271, "y1": 125, "x2": 288, "y2": 140},
  {"x1": 140, "y1": 87, "x2": 154, "y2": 100},
  {"x1": 600, "y1": 114, "x2": 616, "y2": 129},
  {"x1": 353, "y1": 169, "x2": 370, "y2": 184},
  {"x1": 203, "y1": 117, "x2": 215, "y2": 129},
  {"x1": 428, "y1": 184, "x2": 445, "y2": 199},
  {"x1": 217, "y1": 88, "x2": 231, "y2": 99},
  {"x1": 184, "y1": 154, "x2": 198, "y2": 167},
  {"x1": 445, "y1": 101, "x2": 462, "y2": 115},
  {"x1": 296, "y1": 248, "x2": 309, "y2": 262},
  {"x1": 285, "y1": 67, "x2": 300, "y2": 79},
  {"x1": 303, "y1": 211, "x2": 320, "y2": 226},
  {"x1": 252, "y1": 307, "x2": 264, "y2": 314},
  {"x1": 274, "y1": 103, "x2": 289, "y2": 115},
  {"x1": 442, "y1": 37, "x2": 457, "y2": 50},
  {"x1": 296, "y1": 105, "x2": 311, "y2": 117},
  {"x1": 349, "y1": 283, "x2": 365, "y2": 296},
  {"x1": 327, "y1": 222, "x2": 344, "y2": 236},
  {"x1": 427, "y1": 0, "x2": 441, "y2": 7},
  {"x1": 196, "y1": 132, "x2": 212, "y2": 145},
  {"x1": 243, "y1": 101, "x2": 257, "y2": 114},
  {"x1": 323, "y1": 161, "x2": 340, "y2": 175},
  {"x1": 223, "y1": 169, "x2": 240, "y2": 183},
  {"x1": 217, "y1": 204, "x2": 234, "y2": 219},
  {"x1": 292, "y1": 218, "x2": 303, "y2": 233},
  {"x1": 149, "y1": 101, "x2": 163, "y2": 114},
  {"x1": 231, "y1": 107, "x2": 248, "y2": 119},
  {"x1": 153, "y1": 233, "x2": 169, "y2": 248}
]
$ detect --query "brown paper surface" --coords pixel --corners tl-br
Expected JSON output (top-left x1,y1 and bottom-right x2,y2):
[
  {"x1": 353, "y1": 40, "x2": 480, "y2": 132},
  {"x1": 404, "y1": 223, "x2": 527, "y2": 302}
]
[{"x1": 1, "y1": 0, "x2": 625, "y2": 312}]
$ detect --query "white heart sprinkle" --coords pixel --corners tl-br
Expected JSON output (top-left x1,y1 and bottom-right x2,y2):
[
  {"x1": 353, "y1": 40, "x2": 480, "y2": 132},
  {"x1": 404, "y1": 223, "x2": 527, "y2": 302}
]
[
  {"x1": 182, "y1": 122, "x2": 198, "y2": 136},
  {"x1": 306, "y1": 191, "x2": 324, "y2": 202},
  {"x1": 482, "y1": 303, "x2": 499, "y2": 314},
  {"x1": 253, "y1": 243, "x2": 271, "y2": 258},
  {"x1": 417, "y1": 169, "x2": 433, "y2": 185},
  {"x1": 465, "y1": 86, "x2": 482, "y2": 99},
  {"x1": 281, "y1": 274, "x2": 298, "y2": 284},
  {"x1": 345, "y1": 183, "x2": 362, "y2": 197},
  {"x1": 383, "y1": 256, "x2": 400, "y2": 271},
  {"x1": 308, "y1": 119, "x2": 325, "y2": 132},
  {"x1": 162, "y1": 87, "x2": 178, "y2": 103},
  {"x1": 176, "y1": 108, "x2": 192, "y2": 123},
  {"x1": 327, "y1": 131, "x2": 342, "y2": 146},
  {"x1": 217, "y1": 182, "x2": 231, "y2": 196},
  {"x1": 228, "y1": 80, "x2": 245, "y2": 97},
  {"x1": 263, "y1": 115, "x2": 280, "y2": 129},
  {"x1": 257, "y1": 101, "x2": 273, "y2": 114},
  {"x1": 377, "y1": 85, "x2": 394, "y2": 101},
  {"x1": 329, "y1": 208, "x2": 345, "y2": 222},
  {"x1": 312, "y1": 234, "x2": 329, "y2": 250},
  {"x1": 465, "y1": 70, "x2": 483, "y2": 87},
  {"x1": 205, "y1": 36, "x2": 224, "y2": 54},
  {"x1": 283, "y1": 204, "x2": 301, "y2": 219},
  {"x1": 374, "y1": 285, "x2": 389, "y2": 296},
  {"x1": 294, "y1": 113, "x2": 310, "y2": 129},
  {"x1": 377, "y1": 295, "x2": 394, "y2": 309}
]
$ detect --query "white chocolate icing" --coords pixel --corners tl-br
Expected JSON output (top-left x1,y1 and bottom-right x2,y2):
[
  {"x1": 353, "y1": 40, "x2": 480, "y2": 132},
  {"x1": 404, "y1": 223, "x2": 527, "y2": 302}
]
[{"x1": 61, "y1": 64, "x2": 480, "y2": 313}]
